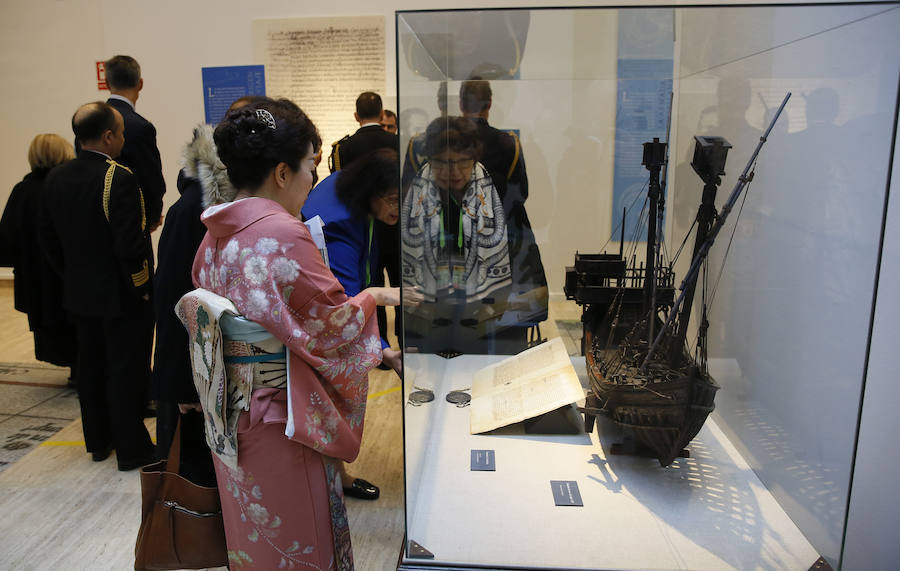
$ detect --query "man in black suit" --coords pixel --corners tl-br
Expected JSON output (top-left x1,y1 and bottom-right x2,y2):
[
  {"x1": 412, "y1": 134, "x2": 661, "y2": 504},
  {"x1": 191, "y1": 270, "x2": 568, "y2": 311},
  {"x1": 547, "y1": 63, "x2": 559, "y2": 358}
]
[
  {"x1": 459, "y1": 79, "x2": 549, "y2": 349},
  {"x1": 39, "y1": 102, "x2": 155, "y2": 470},
  {"x1": 381, "y1": 109, "x2": 398, "y2": 134},
  {"x1": 105, "y1": 55, "x2": 166, "y2": 232},
  {"x1": 329, "y1": 91, "x2": 399, "y2": 172}
]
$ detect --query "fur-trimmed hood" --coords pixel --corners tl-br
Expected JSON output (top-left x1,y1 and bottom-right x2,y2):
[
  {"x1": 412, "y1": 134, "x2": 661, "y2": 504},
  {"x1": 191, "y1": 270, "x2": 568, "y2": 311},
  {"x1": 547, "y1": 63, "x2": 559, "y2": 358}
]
[{"x1": 180, "y1": 123, "x2": 235, "y2": 208}]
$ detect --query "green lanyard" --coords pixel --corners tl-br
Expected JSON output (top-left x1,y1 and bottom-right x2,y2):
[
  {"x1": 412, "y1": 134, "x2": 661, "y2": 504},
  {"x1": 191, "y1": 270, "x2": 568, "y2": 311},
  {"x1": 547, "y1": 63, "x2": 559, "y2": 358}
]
[
  {"x1": 365, "y1": 216, "x2": 373, "y2": 286},
  {"x1": 439, "y1": 197, "x2": 464, "y2": 250}
]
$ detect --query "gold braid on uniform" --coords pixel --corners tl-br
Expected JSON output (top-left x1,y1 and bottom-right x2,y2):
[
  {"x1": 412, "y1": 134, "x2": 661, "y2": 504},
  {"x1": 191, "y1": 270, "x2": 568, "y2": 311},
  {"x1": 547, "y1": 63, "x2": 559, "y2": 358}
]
[
  {"x1": 103, "y1": 160, "x2": 146, "y2": 230},
  {"x1": 330, "y1": 140, "x2": 343, "y2": 172},
  {"x1": 131, "y1": 260, "x2": 150, "y2": 287},
  {"x1": 102, "y1": 162, "x2": 117, "y2": 221},
  {"x1": 102, "y1": 160, "x2": 150, "y2": 288},
  {"x1": 138, "y1": 189, "x2": 146, "y2": 231},
  {"x1": 506, "y1": 131, "x2": 521, "y2": 179},
  {"x1": 407, "y1": 136, "x2": 422, "y2": 173}
]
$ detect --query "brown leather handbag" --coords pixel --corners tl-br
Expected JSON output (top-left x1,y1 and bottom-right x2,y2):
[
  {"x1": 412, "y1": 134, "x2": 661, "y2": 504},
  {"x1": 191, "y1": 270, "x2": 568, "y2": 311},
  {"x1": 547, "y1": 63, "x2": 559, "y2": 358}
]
[{"x1": 134, "y1": 419, "x2": 228, "y2": 570}]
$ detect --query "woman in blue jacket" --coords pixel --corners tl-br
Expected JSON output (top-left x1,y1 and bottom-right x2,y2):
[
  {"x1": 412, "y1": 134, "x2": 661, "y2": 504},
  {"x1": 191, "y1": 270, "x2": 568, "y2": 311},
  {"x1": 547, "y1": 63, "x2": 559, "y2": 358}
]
[
  {"x1": 302, "y1": 148, "x2": 401, "y2": 372},
  {"x1": 301, "y1": 148, "x2": 400, "y2": 501}
]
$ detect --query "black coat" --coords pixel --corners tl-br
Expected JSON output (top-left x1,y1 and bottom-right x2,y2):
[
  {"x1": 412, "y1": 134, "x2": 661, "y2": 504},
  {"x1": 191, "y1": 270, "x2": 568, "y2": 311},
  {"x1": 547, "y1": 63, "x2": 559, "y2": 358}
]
[
  {"x1": 152, "y1": 170, "x2": 207, "y2": 402},
  {"x1": 0, "y1": 170, "x2": 48, "y2": 314},
  {"x1": 39, "y1": 151, "x2": 153, "y2": 318},
  {"x1": 472, "y1": 118, "x2": 548, "y2": 323},
  {"x1": 329, "y1": 124, "x2": 398, "y2": 172},
  {"x1": 0, "y1": 169, "x2": 75, "y2": 365},
  {"x1": 107, "y1": 98, "x2": 166, "y2": 225}
]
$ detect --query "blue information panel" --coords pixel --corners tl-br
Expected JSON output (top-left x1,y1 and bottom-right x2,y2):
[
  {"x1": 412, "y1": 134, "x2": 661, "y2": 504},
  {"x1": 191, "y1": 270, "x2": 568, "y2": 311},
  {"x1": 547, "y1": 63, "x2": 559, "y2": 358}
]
[
  {"x1": 202, "y1": 65, "x2": 266, "y2": 125},
  {"x1": 611, "y1": 11, "x2": 673, "y2": 242}
]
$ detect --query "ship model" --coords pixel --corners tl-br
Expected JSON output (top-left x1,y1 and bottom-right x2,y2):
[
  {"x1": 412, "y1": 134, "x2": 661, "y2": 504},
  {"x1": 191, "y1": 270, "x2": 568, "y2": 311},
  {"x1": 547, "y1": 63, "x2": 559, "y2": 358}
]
[{"x1": 565, "y1": 93, "x2": 791, "y2": 466}]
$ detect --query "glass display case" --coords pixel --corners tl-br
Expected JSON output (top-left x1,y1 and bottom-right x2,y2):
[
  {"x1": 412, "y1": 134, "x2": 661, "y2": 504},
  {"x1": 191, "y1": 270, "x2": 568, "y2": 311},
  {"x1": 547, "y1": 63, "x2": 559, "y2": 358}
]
[{"x1": 396, "y1": 4, "x2": 900, "y2": 569}]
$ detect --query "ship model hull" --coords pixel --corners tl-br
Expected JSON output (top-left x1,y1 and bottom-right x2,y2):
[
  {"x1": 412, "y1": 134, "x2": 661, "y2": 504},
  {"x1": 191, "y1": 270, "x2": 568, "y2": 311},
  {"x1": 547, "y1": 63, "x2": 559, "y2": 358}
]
[
  {"x1": 564, "y1": 135, "x2": 728, "y2": 467},
  {"x1": 583, "y1": 330, "x2": 719, "y2": 466}
]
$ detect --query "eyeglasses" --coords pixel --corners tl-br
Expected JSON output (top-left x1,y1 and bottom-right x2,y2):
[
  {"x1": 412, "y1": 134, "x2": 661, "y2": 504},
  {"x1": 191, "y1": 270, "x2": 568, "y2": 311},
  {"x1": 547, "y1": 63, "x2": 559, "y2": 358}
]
[
  {"x1": 378, "y1": 193, "x2": 400, "y2": 207},
  {"x1": 431, "y1": 158, "x2": 475, "y2": 172}
]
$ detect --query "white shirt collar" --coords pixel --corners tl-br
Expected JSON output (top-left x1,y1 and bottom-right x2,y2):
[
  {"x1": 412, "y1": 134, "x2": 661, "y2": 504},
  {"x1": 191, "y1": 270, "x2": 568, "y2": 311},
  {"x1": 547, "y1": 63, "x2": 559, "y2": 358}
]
[
  {"x1": 84, "y1": 148, "x2": 112, "y2": 160},
  {"x1": 108, "y1": 94, "x2": 135, "y2": 110},
  {"x1": 359, "y1": 121, "x2": 382, "y2": 128}
]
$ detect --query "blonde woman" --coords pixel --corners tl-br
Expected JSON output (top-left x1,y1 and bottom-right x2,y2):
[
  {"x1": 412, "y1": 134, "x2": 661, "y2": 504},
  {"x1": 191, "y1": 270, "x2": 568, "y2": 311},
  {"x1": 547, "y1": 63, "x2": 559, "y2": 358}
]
[{"x1": 0, "y1": 134, "x2": 77, "y2": 372}]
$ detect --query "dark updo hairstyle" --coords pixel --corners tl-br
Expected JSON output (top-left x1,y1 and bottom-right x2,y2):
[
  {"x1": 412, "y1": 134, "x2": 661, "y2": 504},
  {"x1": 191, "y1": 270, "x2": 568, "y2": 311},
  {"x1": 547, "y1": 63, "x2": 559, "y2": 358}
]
[
  {"x1": 423, "y1": 115, "x2": 482, "y2": 161},
  {"x1": 335, "y1": 148, "x2": 399, "y2": 218},
  {"x1": 214, "y1": 97, "x2": 322, "y2": 191}
]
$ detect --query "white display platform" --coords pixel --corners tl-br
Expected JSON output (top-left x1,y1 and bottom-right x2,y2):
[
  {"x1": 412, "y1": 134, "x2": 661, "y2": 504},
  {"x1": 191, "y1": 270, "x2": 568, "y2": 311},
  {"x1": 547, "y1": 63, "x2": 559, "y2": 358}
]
[{"x1": 401, "y1": 353, "x2": 820, "y2": 570}]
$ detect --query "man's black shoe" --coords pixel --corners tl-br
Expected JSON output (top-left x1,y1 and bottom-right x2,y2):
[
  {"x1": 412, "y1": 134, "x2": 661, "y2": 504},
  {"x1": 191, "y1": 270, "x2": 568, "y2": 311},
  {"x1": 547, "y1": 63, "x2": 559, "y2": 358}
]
[
  {"x1": 343, "y1": 478, "x2": 380, "y2": 500},
  {"x1": 117, "y1": 452, "x2": 156, "y2": 472},
  {"x1": 91, "y1": 444, "x2": 113, "y2": 462}
]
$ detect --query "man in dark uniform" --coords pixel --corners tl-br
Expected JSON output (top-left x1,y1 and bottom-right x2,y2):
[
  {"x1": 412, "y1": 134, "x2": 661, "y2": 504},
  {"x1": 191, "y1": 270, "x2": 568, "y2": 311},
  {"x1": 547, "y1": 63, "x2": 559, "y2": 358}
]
[
  {"x1": 329, "y1": 92, "x2": 401, "y2": 348},
  {"x1": 458, "y1": 79, "x2": 549, "y2": 346},
  {"x1": 105, "y1": 55, "x2": 166, "y2": 232},
  {"x1": 39, "y1": 102, "x2": 155, "y2": 470},
  {"x1": 329, "y1": 91, "x2": 399, "y2": 172},
  {"x1": 381, "y1": 109, "x2": 398, "y2": 134}
]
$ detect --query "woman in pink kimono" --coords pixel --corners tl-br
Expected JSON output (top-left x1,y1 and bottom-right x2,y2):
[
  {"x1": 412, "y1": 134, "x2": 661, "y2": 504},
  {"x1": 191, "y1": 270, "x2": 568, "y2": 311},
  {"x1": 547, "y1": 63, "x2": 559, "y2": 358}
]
[{"x1": 176, "y1": 98, "x2": 399, "y2": 570}]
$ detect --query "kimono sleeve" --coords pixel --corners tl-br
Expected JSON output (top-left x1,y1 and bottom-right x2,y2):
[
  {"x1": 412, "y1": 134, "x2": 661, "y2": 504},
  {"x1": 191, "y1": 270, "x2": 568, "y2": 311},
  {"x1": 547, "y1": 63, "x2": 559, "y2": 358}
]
[{"x1": 225, "y1": 218, "x2": 382, "y2": 461}]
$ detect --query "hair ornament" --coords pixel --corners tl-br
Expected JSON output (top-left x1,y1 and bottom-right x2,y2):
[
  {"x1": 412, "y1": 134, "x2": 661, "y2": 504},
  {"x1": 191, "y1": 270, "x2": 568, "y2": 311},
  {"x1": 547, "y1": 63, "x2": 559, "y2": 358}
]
[{"x1": 256, "y1": 109, "x2": 277, "y2": 131}]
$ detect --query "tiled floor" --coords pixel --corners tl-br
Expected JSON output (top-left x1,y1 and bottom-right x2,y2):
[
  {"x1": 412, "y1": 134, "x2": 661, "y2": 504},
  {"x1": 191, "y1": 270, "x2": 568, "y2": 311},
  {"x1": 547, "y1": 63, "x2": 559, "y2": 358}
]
[
  {"x1": 0, "y1": 363, "x2": 79, "y2": 473},
  {"x1": 0, "y1": 284, "x2": 407, "y2": 569}
]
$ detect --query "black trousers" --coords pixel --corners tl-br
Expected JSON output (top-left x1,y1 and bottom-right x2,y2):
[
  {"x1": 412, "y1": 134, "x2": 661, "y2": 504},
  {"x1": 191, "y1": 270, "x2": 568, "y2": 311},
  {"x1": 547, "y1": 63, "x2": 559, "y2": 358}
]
[
  {"x1": 374, "y1": 220, "x2": 402, "y2": 341},
  {"x1": 74, "y1": 305, "x2": 154, "y2": 463}
]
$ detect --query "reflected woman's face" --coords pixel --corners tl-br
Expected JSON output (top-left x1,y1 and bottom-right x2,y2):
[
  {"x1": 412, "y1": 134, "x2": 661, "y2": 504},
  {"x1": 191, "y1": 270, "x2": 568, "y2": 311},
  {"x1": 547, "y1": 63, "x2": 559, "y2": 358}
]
[{"x1": 430, "y1": 150, "x2": 475, "y2": 194}]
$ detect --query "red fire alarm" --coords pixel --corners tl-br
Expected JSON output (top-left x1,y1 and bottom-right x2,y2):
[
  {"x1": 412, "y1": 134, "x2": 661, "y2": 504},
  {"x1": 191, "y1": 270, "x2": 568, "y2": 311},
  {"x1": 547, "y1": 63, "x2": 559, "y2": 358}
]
[{"x1": 96, "y1": 61, "x2": 108, "y2": 90}]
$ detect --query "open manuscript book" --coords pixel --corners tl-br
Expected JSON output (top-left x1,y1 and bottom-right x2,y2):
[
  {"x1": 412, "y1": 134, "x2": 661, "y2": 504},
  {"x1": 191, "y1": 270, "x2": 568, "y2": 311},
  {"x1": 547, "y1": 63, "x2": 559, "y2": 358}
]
[{"x1": 470, "y1": 338, "x2": 585, "y2": 434}]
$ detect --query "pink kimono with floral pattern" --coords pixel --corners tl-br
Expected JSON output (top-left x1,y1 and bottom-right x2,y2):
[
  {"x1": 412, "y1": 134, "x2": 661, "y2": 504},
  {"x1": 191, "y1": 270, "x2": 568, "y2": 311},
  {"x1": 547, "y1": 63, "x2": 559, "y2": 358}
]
[{"x1": 190, "y1": 197, "x2": 382, "y2": 570}]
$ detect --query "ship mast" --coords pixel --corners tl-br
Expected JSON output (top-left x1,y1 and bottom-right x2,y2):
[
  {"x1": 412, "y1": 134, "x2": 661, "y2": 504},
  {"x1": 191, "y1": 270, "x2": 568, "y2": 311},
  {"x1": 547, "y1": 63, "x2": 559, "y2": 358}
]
[
  {"x1": 641, "y1": 92, "x2": 792, "y2": 373},
  {"x1": 643, "y1": 93, "x2": 673, "y2": 343},
  {"x1": 641, "y1": 138, "x2": 667, "y2": 343},
  {"x1": 666, "y1": 136, "x2": 731, "y2": 367}
]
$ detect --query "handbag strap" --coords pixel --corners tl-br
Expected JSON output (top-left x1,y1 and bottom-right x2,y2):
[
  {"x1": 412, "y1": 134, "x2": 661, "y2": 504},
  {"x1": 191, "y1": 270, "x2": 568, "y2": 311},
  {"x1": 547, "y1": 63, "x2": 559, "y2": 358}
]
[{"x1": 167, "y1": 415, "x2": 182, "y2": 474}]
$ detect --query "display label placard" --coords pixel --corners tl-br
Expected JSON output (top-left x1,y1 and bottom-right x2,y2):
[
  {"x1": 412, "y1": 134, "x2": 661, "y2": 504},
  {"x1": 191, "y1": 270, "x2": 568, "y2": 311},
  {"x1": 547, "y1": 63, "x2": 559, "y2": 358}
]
[
  {"x1": 470, "y1": 449, "x2": 496, "y2": 471},
  {"x1": 202, "y1": 65, "x2": 266, "y2": 125},
  {"x1": 550, "y1": 480, "x2": 583, "y2": 506}
]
